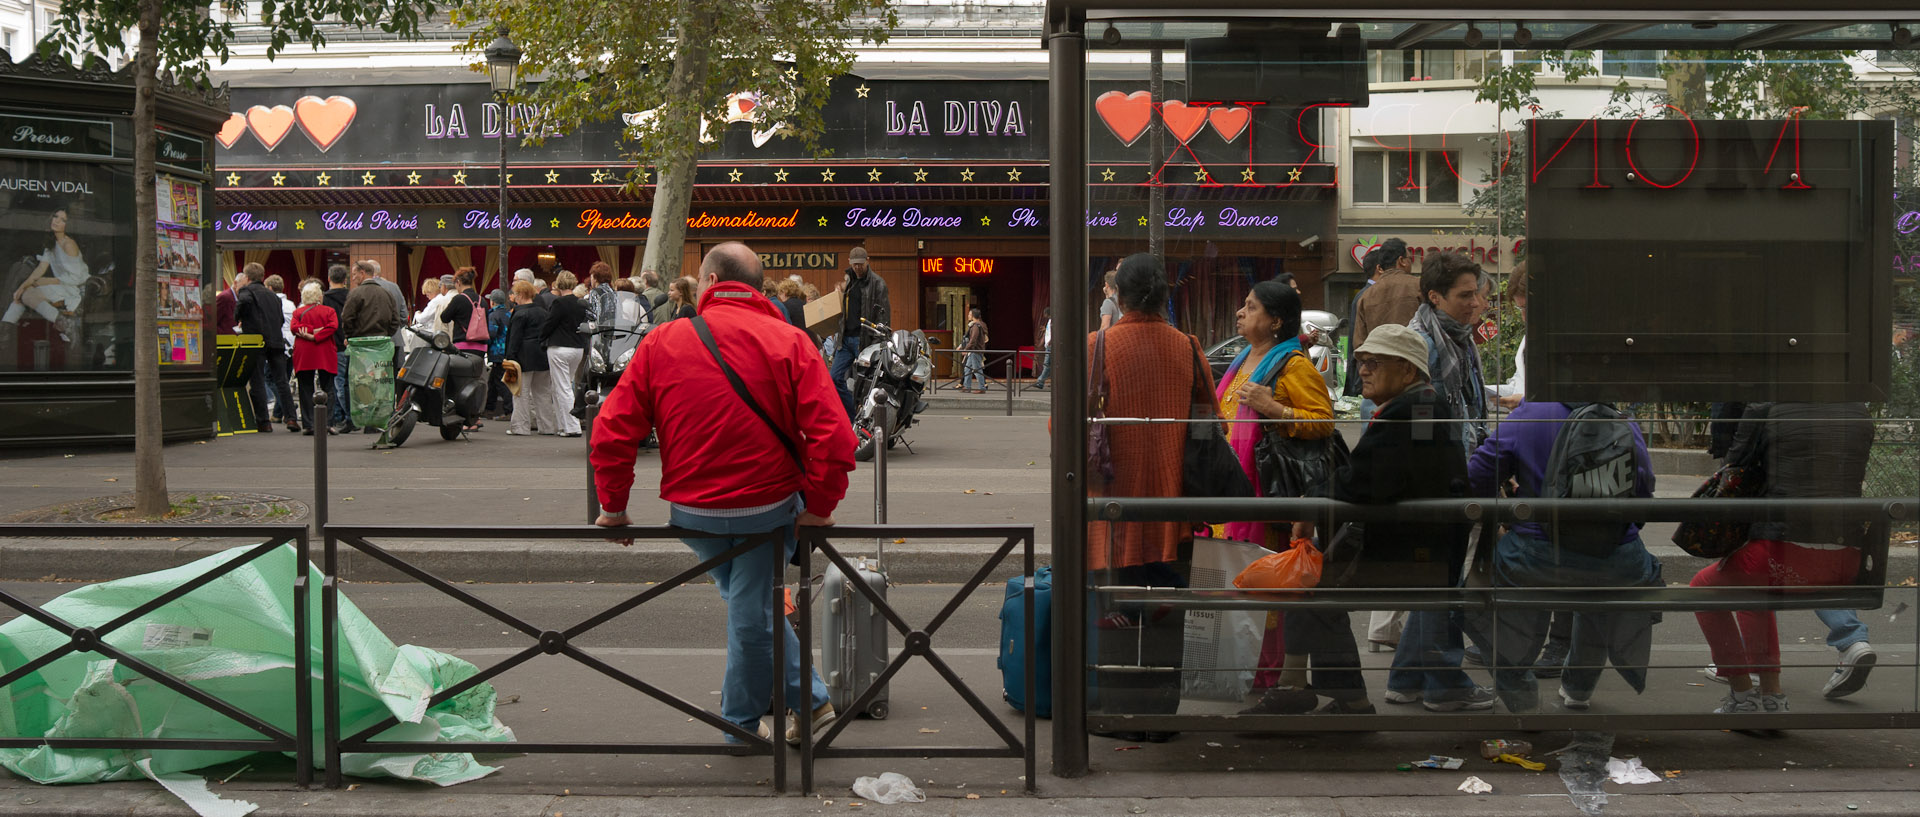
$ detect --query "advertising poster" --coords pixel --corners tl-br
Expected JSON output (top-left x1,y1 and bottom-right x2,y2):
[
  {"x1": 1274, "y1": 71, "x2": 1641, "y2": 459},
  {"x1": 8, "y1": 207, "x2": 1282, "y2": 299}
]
[{"x1": 0, "y1": 157, "x2": 134, "y2": 371}]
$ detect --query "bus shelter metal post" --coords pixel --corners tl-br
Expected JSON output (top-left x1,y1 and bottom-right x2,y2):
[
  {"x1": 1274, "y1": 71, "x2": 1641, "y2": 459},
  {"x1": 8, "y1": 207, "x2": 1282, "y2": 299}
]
[{"x1": 1047, "y1": 3, "x2": 1090, "y2": 779}]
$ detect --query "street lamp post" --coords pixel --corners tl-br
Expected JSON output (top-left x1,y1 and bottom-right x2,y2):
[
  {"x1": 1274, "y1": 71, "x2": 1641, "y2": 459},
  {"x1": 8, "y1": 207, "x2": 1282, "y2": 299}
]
[{"x1": 485, "y1": 27, "x2": 522, "y2": 295}]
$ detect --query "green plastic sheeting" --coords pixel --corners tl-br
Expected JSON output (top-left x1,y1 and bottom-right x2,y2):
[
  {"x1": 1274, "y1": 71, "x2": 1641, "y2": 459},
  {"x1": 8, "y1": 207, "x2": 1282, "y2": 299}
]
[
  {"x1": 347, "y1": 335, "x2": 395, "y2": 429},
  {"x1": 0, "y1": 543, "x2": 515, "y2": 786}
]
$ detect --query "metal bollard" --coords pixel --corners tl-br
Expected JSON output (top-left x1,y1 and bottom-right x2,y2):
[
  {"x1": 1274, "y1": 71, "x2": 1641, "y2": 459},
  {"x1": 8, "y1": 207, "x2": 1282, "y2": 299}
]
[
  {"x1": 1005, "y1": 355, "x2": 1015, "y2": 417},
  {"x1": 312, "y1": 386, "x2": 328, "y2": 534},
  {"x1": 584, "y1": 395, "x2": 601, "y2": 524}
]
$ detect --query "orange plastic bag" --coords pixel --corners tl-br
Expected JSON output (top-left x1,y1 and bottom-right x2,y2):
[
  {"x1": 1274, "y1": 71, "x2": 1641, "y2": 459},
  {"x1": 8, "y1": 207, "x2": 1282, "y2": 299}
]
[{"x1": 1233, "y1": 538, "x2": 1322, "y2": 590}]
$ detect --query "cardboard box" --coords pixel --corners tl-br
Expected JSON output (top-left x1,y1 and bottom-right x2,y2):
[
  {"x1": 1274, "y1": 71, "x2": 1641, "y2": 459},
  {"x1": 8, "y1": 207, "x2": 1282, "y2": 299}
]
[{"x1": 804, "y1": 291, "x2": 844, "y2": 335}]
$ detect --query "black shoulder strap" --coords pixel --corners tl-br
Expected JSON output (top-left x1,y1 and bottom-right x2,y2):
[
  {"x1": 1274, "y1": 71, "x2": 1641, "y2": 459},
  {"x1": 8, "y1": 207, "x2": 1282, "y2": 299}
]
[{"x1": 691, "y1": 316, "x2": 804, "y2": 468}]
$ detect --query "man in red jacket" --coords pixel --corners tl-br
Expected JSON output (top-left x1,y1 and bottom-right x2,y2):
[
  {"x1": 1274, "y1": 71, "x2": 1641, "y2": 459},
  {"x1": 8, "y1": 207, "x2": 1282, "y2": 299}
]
[{"x1": 591, "y1": 242, "x2": 856, "y2": 746}]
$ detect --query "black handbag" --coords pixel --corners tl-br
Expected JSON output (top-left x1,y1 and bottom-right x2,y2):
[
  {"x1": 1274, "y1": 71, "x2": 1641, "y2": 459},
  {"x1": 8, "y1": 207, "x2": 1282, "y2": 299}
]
[
  {"x1": 1182, "y1": 338, "x2": 1253, "y2": 499},
  {"x1": 1252, "y1": 351, "x2": 1349, "y2": 499}
]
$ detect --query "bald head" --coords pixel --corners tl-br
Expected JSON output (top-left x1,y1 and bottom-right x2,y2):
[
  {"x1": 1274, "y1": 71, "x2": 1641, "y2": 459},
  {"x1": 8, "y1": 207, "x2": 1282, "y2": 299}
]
[{"x1": 700, "y1": 242, "x2": 764, "y2": 290}]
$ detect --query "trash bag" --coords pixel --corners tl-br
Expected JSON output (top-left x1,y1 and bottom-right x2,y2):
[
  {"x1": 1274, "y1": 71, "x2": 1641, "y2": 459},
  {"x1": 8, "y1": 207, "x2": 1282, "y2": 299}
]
[
  {"x1": 347, "y1": 335, "x2": 395, "y2": 429},
  {"x1": 1233, "y1": 538, "x2": 1322, "y2": 590},
  {"x1": 0, "y1": 543, "x2": 515, "y2": 786},
  {"x1": 852, "y1": 772, "x2": 926, "y2": 804}
]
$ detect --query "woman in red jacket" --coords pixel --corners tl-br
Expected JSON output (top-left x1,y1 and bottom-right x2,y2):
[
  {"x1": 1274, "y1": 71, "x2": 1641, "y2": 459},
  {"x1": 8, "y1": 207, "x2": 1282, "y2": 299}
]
[{"x1": 291, "y1": 283, "x2": 340, "y2": 435}]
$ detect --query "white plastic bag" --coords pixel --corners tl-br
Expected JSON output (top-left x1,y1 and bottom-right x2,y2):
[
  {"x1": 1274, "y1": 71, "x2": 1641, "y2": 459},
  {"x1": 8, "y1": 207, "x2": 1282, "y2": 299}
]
[
  {"x1": 1606, "y1": 757, "x2": 1662, "y2": 785},
  {"x1": 1181, "y1": 537, "x2": 1273, "y2": 701},
  {"x1": 852, "y1": 772, "x2": 926, "y2": 804}
]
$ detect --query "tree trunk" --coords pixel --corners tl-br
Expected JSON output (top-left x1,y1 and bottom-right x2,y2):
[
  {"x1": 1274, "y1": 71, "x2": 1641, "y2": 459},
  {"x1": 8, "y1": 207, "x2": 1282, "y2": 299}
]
[
  {"x1": 1666, "y1": 58, "x2": 1706, "y2": 115},
  {"x1": 131, "y1": 0, "x2": 168, "y2": 517},
  {"x1": 637, "y1": 4, "x2": 714, "y2": 282}
]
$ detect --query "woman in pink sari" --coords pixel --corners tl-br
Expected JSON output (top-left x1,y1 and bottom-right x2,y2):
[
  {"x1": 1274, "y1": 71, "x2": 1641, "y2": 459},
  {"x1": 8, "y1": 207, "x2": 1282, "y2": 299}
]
[{"x1": 1214, "y1": 280, "x2": 1336, "y2": 706}]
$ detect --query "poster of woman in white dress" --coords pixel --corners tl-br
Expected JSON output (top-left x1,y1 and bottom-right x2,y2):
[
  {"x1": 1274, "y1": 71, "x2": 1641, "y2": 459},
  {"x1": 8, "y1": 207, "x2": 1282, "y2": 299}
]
[{"x1": 0, "y1": 159, "x2": 132, "y2": 371}]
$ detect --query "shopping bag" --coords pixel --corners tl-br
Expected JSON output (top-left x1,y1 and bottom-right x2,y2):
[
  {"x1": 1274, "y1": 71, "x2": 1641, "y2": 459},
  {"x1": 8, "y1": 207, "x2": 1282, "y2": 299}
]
[
  {"x1": 1233, "y1": 538, "x2": 1323, "y2": 590},
  {"x1": 1181, "y1": 537, "x2": 1272, "y2": 701}
]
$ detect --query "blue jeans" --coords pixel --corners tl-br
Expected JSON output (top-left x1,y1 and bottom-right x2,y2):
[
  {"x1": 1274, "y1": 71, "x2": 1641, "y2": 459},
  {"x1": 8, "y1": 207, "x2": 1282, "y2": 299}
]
[
  {"x1": 1032, "y1": 347, "x2": 1052, "y2": 387},
  {"x1": 331, "y1": 348, "x2": 352, "y2": 428},
  {"x1": 669, "y1": 496, "x2": 829, "y2": 738},
  {"x1": 1471, "y1": 530, "x2": 1662, "y2": 710},
  {"x1": 829, "y1": 336, "x2": 863, "y2": 421},
  {"x1": 961, "y1": 351, "x2": 986, "y2": 390},
  {"x1": 1818, "y1": 609, "x2": 1869, "y2": 651},
  {"x1": 1386, "y1": 610, "x2": 1478, "y2": 698}
]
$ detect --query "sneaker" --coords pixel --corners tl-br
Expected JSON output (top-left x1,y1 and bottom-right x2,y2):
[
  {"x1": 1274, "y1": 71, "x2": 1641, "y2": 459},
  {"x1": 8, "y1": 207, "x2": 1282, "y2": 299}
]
[
  {"x1": 786, "y1": 702, "x2": 836, "y2": 746},
  {"x1": 1422, "y1": 686, "x2": 1497, "y2": 712},
  {"x1": 1383, "y1": 689, "x2": 1422, "y2": 705},
  {"x1": 1758, "y1": 693, "x2": 1790, "y2": 713},
  {"x1": 1822, "y1": 642, "x2": 1876, "y2": 699},
  {"x1": 1238, "y1": 688, "x2": 1318, "y2": 715},
  {"x1": 1533, "y1": 640, "x2": 1569, "y2": 680},
  {"x1": 1713, "y1": 691, "x2": 1759, "y2": 714},
  {"x1": 1703, "y1": 664, "x2": 1758, "y2": 687},
  {"x1": 1558, "y1": 686, "x2": 1591, "y2": 711},
  {"x1": 1462, "y1": 645, "x2": 1486, "y2": 666},
  {"x1": 724, "y1": 720, "x2": 773, "y2": 746}
]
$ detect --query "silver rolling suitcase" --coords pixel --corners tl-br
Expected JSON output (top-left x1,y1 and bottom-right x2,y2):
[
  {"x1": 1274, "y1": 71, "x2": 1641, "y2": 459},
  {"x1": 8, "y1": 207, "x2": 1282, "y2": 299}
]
[{"x1": 820, "y1": 556, "x2": 891, "y2": 719}]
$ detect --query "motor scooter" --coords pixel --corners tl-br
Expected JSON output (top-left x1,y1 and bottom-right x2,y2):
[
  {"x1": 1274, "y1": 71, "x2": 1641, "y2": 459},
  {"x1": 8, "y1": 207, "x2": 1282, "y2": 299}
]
[
  {"x1": 851, "y1": 319, "x2": 932, "y2": 462},
  {"x1": 386, "y1": 325, "x2": 487, "y2": 446},
  {"x1": 1300, "y1": 309, "x2": 1348, "y2": 400}
]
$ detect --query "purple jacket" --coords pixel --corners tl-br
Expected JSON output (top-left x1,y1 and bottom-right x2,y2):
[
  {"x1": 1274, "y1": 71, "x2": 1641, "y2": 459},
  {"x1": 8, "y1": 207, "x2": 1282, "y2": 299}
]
[{"x1": 1467, "y1": 401, "x2": 1655, "y2": 544}]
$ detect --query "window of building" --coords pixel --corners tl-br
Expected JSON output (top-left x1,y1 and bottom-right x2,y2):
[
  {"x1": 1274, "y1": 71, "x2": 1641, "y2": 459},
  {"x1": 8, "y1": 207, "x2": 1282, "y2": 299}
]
[
  {"x1": 1602, "y1": 49, "x2": 1662, "y2": 78},
  {"x1": 2, "y1": 29, "x2": 15, "y2": 54},
  {"x1": 1368, "y1": 50, "x2": 1490, "y2": 83},
  {"x1": 1352, "y1": 149, "x2": 1461, "y2": 205}
]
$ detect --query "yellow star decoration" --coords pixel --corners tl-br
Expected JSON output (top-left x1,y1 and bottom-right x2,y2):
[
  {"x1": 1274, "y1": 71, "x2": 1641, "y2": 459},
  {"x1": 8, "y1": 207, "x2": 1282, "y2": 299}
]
[
  {"x1": 867, "y1": 168, "x2": 883, "y2": 182},
  {"x1": 545, "y1": 169, "x2": 560, "y2": 183},
  {"x1": 1137, "y1": 216, "x2": 1150, "y2": 226},
  {"x1": 855, "y1": 84, "x2": 870, "y2": 98},
  {"x1": 959, "y1": 168, "x2": 975, "y2": 181},
  {"x1": 980, "y1": 216, "x2": 992, "y2": 227},
  {"x1": 639, "y1": 168, "x2": 651, "y2": 183},
  {"x1": 1007, "y1": 168, "x2": 1023, "y2": 182},
  {"x1": 1193, "y1": 168, "x2": 1209, "y2": 183},
  {"x1": 451, "y1": 170, "x2": 468, "y2": 185},
  {"x1": 270, "y1": 172, "x2": 286, "y2": 187},
  {"x1": 784, "y1": 68, "x2": 799, "y2": 81},
  {"x1": 817, "y1": 216, "x2": 830, "y2": 227},
  {"x1": 773, "y1": 168, "x2": 790, "y2": 182},
  {"x1": 224, "y1": 172, "x2": 241, "y2": 186},
  {"x1": 912, "y1": 168, "x2": 928, "y2": 182},
  {"x1": 1100, "y1": 168, "x2": 1115, "y2": 182},
  {"x1": 1287, "y1": 167, "x2": 1304, "y2": 182},
  {"x1": 727, "y1": 168, "x2": 743, "y2": 183},
  {"x1": 436, "y1": 219, "x2": 446, "y2": 229},
  {"x1": 406, "y1": 171, "x2": 422, "y2": 185},
  {"x1": 590, "y1": 169, "x2": 609, "y2": 183},
  {"x1": 504, "y1": 173, "x2": 514, "y2": 184},
  {"x1": 315, "y1": 172, "x2": 331, "y2": 186},
  {"x1": 1241, "y1": 168, "x2": 1258, "y2": 182},
  {"x1": 550, "y1": 217, "x2": 561, "y2": 228},
  {"x1": 294, "y1": 219, "x2": 306, "y2": 230},
  {"x1": 361, "y1": 171, "x2": 376, "y2": 185},
  {"x1": 820, "y1": 168, "x2": 836, "y2": 182}
]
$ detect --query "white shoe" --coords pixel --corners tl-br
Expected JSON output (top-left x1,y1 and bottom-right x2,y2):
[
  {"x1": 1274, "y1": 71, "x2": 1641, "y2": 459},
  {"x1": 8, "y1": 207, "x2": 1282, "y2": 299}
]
[
  {"x1": 1558, "y1": 686, "x2": 1591, "y2": 711},
  {"x1": 1382, "y1": 689, "x2": 1421, "y2": 705},
  {"x1": 1713, "y1": 691, "x2": 1758, "y2": 714},
  {"x1": 1757, "y1": 693, "x2": 1790, "y2": 713},
  {"x1": 1703, "y1": 664, "x2": 1756, "y2": 687},
  {"x1": 1822, "y1": 642, "x2": 1876, "y2": 699}
]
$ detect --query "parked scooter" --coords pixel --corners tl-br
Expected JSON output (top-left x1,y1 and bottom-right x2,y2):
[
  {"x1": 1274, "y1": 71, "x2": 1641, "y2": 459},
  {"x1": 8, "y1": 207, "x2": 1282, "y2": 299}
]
[
  {"x1": 577, "y1": 313, "x2": 648, "y2": 417},
  {"x1": 851, "y1": 319, "x2": 932, "y2": 462},
  {"x1": 387, "y1": 325, "x2": 487, "y2": 446},
  {"x1": 1300, "y1": 309, "x2": 1348, "y2": 400}
]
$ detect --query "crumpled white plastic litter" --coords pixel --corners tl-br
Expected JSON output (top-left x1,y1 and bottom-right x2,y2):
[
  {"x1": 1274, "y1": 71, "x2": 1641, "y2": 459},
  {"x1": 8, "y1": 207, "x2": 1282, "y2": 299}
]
[
  {"x1": 1606, "y1": 757, "x2": 1663, "y2": 785},
  {"x1": 852, "y1": 772, "x2": 927, "y2": 804},
  {"x1": 1458, "y1": 775, "x2": 1493, "y2": 794}
]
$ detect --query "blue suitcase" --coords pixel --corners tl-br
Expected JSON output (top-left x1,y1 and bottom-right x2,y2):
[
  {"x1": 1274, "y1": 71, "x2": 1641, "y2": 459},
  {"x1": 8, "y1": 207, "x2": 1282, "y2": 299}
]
[{"x1": 997, "y1": 566, "x2": 1052, "y2": 718}]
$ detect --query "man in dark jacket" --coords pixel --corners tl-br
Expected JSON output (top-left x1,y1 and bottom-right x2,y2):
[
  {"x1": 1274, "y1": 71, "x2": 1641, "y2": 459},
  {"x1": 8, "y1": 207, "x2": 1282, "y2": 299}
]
[
  {"x1": 235, "y1": 263, "x2": 294, "y2": 432},
  {"x1": 320, "y1": 265, "x2": 354, "y2": 431},
  {"x1": 592, "y1": 242, "x2": 854, "y2": 746},
  {"x1": 505, "y1": 280, "x2": 554, "y2": 435},
  {"x1": 829, "y1": 246, "x2": 887, "y2": 420},
  {"x1": 341, "y1": 264, "x2": 403, "y2": 433}
]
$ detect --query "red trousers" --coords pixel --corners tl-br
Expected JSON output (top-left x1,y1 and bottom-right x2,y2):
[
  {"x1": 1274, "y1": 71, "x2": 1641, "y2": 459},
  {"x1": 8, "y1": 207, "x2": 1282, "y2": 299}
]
[{"x1": 1691, "y1": 539, "x2": 1860, "y2": 676}]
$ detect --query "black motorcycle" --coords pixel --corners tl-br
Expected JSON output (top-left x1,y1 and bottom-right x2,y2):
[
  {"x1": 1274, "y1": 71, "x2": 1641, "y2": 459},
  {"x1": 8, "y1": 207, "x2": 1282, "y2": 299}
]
[
  {"x1": 576, "y1": 308, "x2": 649, "y2": 419},
  {"x1": 851, "y1": 319, "x2": 931, "y2": 462},
  {"x1": 387, "y1": 326, "x2": 487, "y2": 446}
]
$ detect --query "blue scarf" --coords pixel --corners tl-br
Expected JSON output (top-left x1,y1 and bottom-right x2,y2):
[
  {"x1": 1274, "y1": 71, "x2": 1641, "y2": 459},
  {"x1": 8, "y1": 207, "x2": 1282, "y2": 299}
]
[{"x1": 1227, "y1": 334, "x2": 1303, "y2": 393}]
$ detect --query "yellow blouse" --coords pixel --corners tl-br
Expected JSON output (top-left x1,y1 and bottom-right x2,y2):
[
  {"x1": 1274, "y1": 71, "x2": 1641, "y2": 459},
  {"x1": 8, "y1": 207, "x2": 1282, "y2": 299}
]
[{"x1": 1221, "y1": 352, "x2": 1336, "y2": 440}]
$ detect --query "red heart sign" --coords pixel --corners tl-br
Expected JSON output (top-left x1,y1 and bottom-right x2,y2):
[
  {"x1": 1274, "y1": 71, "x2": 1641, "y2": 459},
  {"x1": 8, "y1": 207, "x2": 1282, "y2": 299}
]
[
  {"x1": 294, "y1": 95, "x2": 357, "y2": 152},
  {"x1": 1351, "y1": 241, "x2": 1382, "y2": 268},
  {"x1": 245, "y1": 104, "x2": 296, "y2": 151},
  {"x1": 1159, "y1": 100, "x2": 1207, "y2": 145},
  {"x1": 215, "y1": 113, "x2": 247, "y2": 149},
  {"x1": 1208, "y1": 106, "x2": 1251, "y2": 143},
  {"x1": 1095, "y1": 90, "x2": 1153, "y2": 146}
]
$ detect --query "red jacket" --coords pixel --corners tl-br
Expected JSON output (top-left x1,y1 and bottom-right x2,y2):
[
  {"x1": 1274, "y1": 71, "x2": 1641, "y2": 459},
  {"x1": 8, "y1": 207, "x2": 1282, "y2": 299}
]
[
  {"x1": 290, "y1": 304, "x2": 339, "y2": 373},
  {"x1": 590, "y1": 280, "x2": 855, "y2": 517}
]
